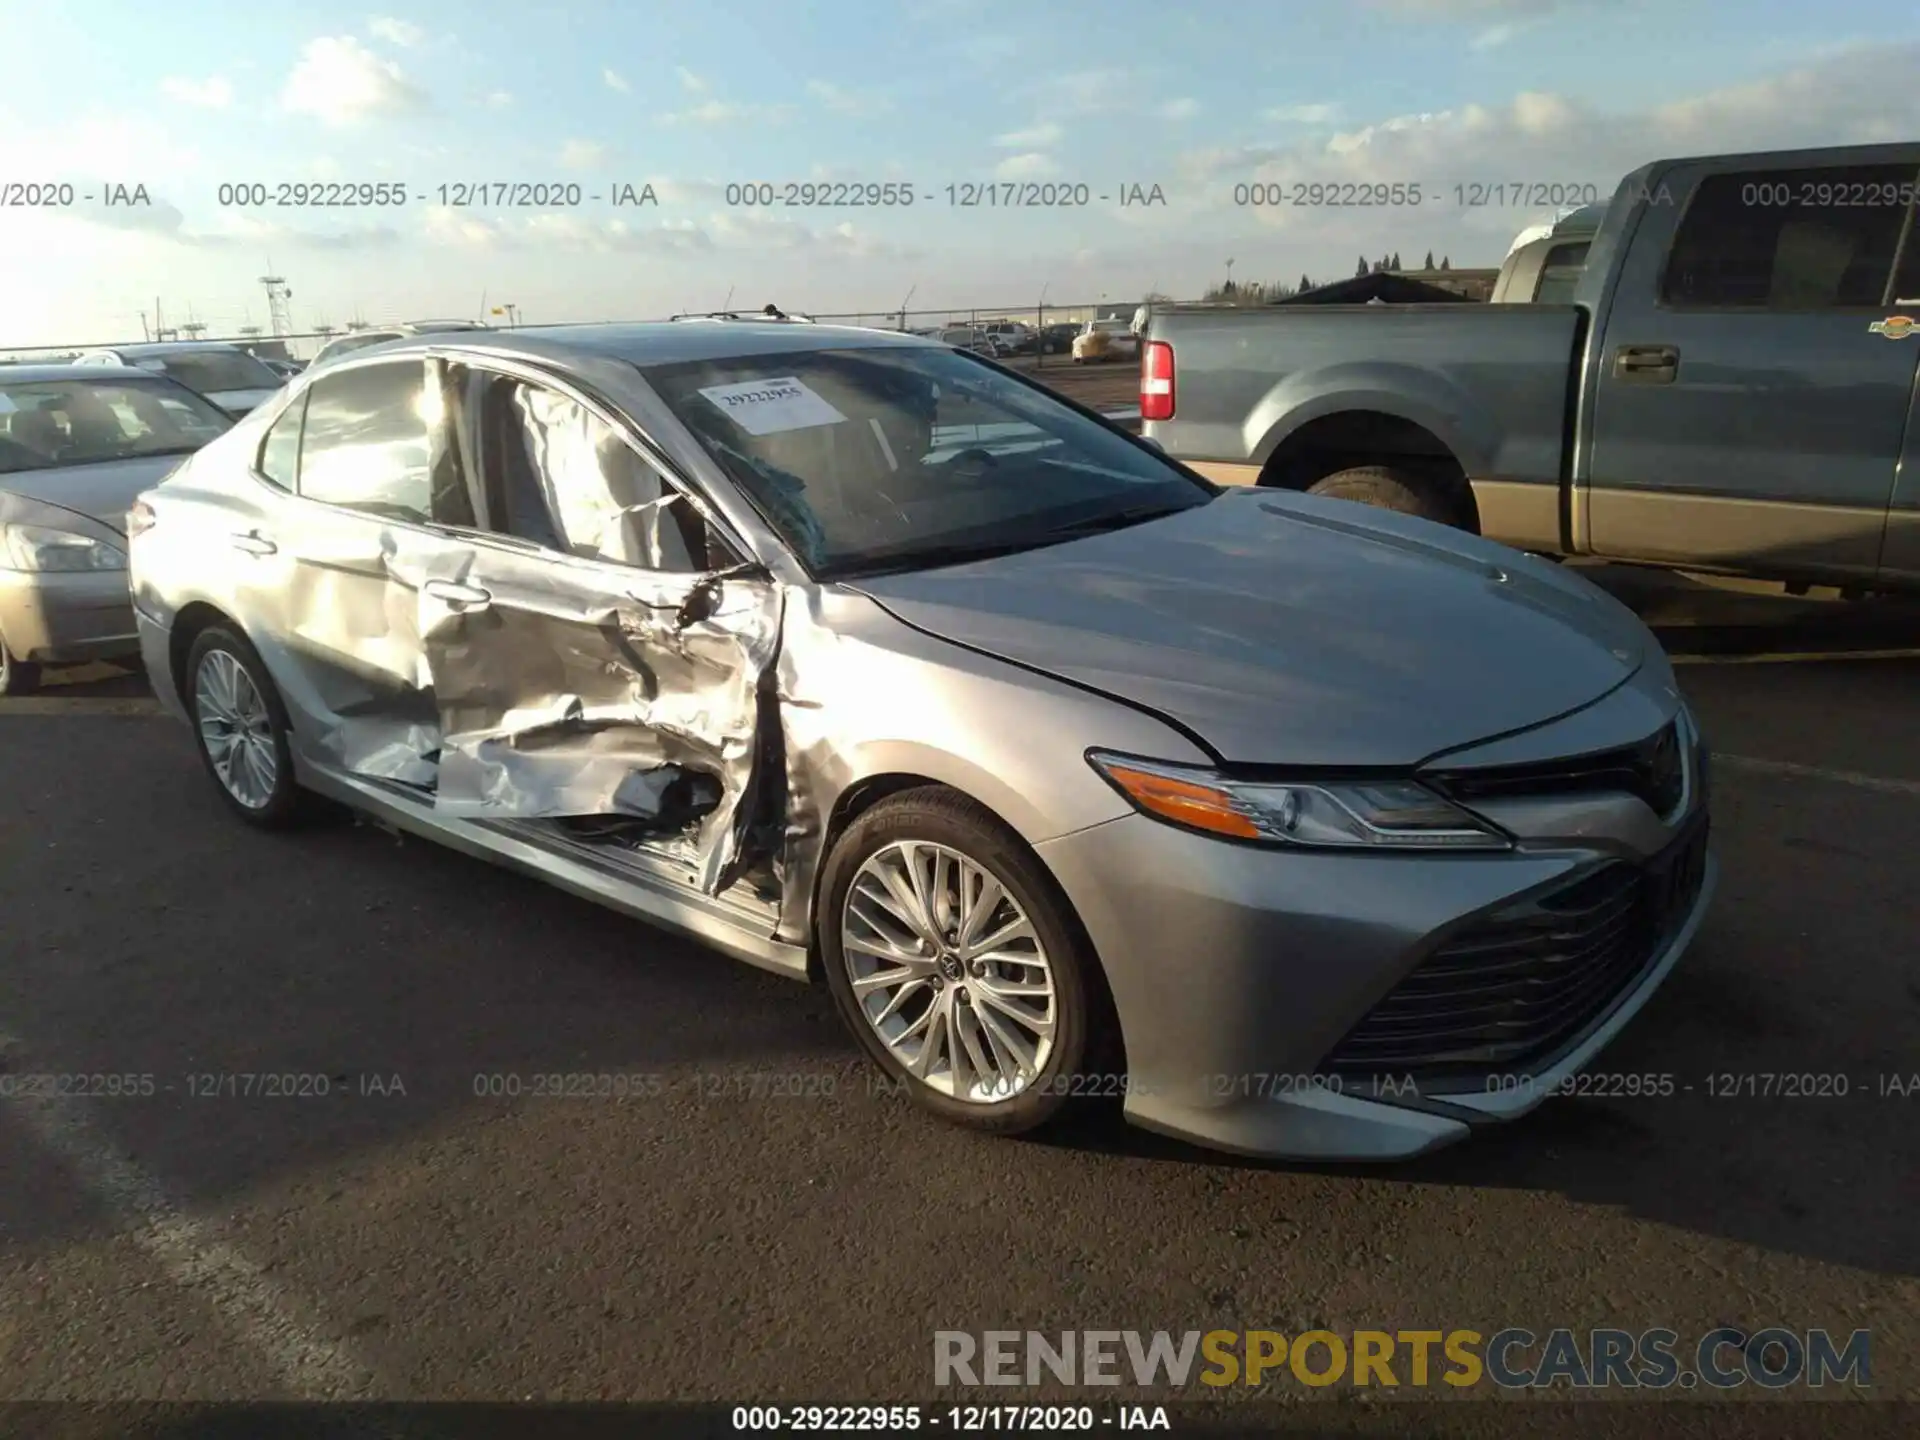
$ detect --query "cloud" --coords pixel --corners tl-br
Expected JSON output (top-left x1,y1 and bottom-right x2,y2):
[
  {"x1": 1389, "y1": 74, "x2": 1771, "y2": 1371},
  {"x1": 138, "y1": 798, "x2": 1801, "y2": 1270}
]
[
  {"x1": 160, "y1": 76, "x2": 233, "y2": 108},
  {"x1": 1266, "y1": 102, "x2": 1340, "y2": 124},
  {"x1": 1159, "y1": 98, "x2": 1199, "y2": 121},
  {"x1": 559, "y1": 139, "x2": 608, "y2": 170},
  {"x1": 604, "y1": 68, "x2": 630, "y2": 92},
  {"x1": 678, "y1": 68, "x2": 708, "y2": 93},
  {"x1": 1040, "y1": 69, "x2": 1130, "y2": 117},
  {"x1": 1216, "y1": 40, "x2": 1920, "y2": 265},
  {"x1": 367, "y1": 17, "x2": 425, "y2": 46},
  {"x1": 807, "y1": 81, "x2": 891, "y2": 116},
  {"x1": 483, "y1": 90, "x2": 512, "y2": 108},
  {"x1": 282, "y1": 37, "x2": 426, "y2": 126},
  {"x1": 708, "y1": 212, "x2": 919, "y2": 261},
  {"x1": 419, "y1": 206, "x2": 714, "y2": 255},
  {"x1": 994, "y1": 152, "x2": 1056, "y2": 180},
  {"x1": 0, "y1": 114, "x2": 203, "y2": 182},
  {"x1": 658, "y1": 99, "x2": 792, "y2": 126},
  {"x1": 995, "y1": 122, "x2": 1061, "y2": 149},
  {"x1": 1360, "y1": 0, "x2": 1623, "y2": 48}
]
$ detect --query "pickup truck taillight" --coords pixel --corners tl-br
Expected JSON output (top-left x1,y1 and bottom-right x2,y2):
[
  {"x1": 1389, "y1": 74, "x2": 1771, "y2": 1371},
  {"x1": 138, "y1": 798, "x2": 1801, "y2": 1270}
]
[{"x1": 1140, "y1": 340, "x2": 1174, "y2": 422}]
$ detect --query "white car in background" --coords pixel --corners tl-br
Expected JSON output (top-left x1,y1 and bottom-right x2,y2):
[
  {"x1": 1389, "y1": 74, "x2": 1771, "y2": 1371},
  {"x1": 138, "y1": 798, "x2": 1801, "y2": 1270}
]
[
  {"x1": 308, "y1": 320, "x2": 490, "y2": 371},
  {"x1": 936, "y1": 326, "x2": 1003, "y2": 358},
  {"x1": 1071, "y1": 319, "x2": 1140, "y2": 364},
  {"x1": 70, "y1": 343, "x2": 286, "y2": 417}
]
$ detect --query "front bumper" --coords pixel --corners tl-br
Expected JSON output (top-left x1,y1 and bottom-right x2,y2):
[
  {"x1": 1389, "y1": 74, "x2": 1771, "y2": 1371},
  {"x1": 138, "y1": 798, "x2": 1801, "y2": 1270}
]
[
  {"x1": 1035, "y1": 811, "x2": 1715, "y2": 1162},
  {"x1": 0, "y1": 567, "x2": 139, "y2": 664}
]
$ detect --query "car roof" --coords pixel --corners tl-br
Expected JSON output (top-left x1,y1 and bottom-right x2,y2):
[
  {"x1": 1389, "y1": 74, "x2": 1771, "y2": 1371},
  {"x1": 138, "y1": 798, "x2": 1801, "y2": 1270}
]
[
  {"x1": 82, "y1": 341, "x2": 248, "y2": 356},
  {"x1": 333, "y1": 320, "x2": 941, "y2": 368},
  {"x1": 0, "y1": 362, "x2": 165, "y2": 382}
]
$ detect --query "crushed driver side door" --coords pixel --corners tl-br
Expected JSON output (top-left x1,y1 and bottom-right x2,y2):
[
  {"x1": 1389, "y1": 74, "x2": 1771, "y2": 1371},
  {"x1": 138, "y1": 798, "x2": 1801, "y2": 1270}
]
[{"x1": 401, "y1": 357, "x2": 782, "y2": 895}]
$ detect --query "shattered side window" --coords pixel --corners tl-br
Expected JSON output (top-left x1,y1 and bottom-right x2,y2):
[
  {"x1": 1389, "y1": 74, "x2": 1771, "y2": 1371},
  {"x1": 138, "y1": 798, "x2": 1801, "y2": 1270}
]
[{"x1": 497, "y1": 381, "x2": 705, "y2": 572}]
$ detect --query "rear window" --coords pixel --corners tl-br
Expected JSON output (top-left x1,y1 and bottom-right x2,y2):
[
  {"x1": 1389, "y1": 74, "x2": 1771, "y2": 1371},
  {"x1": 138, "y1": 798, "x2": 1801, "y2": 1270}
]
[
  {"x1": 0, "y1": 378, "x2": 232, "y2": 473},
  {"x1": 1533, "y1": 242, "x2": 1590, "y2": 304},
  {"x1": 149, "y1": 350, "x2": 283, "y2": 395}
]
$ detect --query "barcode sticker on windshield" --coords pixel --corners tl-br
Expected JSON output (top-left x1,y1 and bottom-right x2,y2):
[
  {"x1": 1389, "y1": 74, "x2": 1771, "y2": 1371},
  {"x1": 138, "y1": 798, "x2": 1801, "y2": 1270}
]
[{"x1": 697, "y1": 377, "x2": 846, "y2": 436}]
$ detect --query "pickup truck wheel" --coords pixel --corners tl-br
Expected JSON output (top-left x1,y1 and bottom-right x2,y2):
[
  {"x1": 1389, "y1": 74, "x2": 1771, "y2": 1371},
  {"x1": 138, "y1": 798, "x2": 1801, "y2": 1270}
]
[{"x1": 1307, "y1": 466, "x2": 1462, "y2": 527}]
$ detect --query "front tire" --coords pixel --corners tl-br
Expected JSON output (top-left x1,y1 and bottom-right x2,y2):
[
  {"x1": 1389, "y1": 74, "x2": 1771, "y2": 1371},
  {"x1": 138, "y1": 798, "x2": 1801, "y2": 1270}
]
[
  {"x1": 819, "y1": 788, "x2": 1107, "y2": 1136},
  {"x1": 1307, "y1": 464, "x2": 1463, "y2": 526},
  {"x1": 184, "y1": 625, "x2": 307, "y2": 828},
  {"x1": 0, "y1": 639, "x2": 41, "y2": 697}
]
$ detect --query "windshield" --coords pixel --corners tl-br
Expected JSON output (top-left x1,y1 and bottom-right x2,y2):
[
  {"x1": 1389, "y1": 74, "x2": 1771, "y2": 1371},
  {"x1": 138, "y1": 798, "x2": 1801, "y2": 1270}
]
[
  {"x1": 643, "y1": 344, "x2": 1211, "y2": 579},
  {"x1": 0, "y1": 377, "x2": 233, "y2": 473},
  {"x1": 143, "y1": 350, "x2": 282, "y2": 395}
]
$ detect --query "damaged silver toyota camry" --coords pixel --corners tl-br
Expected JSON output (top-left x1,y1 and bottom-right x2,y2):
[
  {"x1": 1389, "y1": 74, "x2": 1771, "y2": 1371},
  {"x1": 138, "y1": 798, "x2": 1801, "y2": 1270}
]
[{"x1": 129, "y1": 321, "x2": 1715, "y2": 1161}]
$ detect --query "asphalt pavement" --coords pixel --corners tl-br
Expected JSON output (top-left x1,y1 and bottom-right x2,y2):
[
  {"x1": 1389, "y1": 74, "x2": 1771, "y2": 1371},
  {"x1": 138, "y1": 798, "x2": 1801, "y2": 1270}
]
[{"x1": 1, "y1": 571, "x2": 1916, "y2": 1426}]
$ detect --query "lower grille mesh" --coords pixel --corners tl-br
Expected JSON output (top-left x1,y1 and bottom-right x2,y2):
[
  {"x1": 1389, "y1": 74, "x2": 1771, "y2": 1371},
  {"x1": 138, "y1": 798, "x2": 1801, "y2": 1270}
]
[{"x1": 1320, "y1": 823, "x2": 1708, "y2": 1082}]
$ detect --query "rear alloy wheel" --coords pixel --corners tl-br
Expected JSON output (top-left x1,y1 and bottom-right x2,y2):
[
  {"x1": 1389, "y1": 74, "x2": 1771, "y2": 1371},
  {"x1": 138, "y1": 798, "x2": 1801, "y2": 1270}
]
[
  {"x1": 820, "y1": 789, "x2": 1108, "y2": 1135},
  {"x1": 186, "y1": 626, "x2": 306, "y2": 828},
  {"x1": 1307, "y1": 464, "x2": 1463, "y2": 527},
  {"x1": 0, "y1": 639, "x2": 42, "y2": 697}
]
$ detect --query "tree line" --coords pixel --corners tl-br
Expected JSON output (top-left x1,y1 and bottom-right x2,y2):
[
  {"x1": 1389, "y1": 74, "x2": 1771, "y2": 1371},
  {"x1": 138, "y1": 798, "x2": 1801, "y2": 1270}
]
[{"x1": 1196, "y1": 250, "x2": 1455, "y2": 302}]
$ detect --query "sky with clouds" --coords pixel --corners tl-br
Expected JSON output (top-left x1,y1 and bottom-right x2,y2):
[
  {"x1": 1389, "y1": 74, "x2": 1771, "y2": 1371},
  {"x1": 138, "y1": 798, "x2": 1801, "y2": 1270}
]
[{"x1": 1, "y1": 0, "x2": 1916, "y2": 346}]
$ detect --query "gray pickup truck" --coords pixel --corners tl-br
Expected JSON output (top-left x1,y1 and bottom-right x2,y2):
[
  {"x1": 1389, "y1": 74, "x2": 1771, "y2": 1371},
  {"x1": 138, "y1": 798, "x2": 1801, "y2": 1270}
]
[{"x1": 1141, "y1": 142, "x2": 1920, "y2": 592}]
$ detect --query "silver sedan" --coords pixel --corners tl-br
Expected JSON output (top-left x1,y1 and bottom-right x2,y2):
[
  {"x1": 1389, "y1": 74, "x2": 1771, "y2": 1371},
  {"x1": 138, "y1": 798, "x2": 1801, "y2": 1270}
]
[
  {"x1": 0, "y1": 365, "x2": 232, "y2": 694},
  {"x1": 127, "y1": 323, "x2": 1714, "y2": 1161}
]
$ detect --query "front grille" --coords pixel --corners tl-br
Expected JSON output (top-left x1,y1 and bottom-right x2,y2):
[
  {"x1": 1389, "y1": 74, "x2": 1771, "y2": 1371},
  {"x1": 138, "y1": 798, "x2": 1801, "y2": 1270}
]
[
  {"x1": 1320, "y1": 820, "x2": 1709, "y2": 1084},
  {"x1": 1432, "y1": 719, "x2": 1687, "y2": 819}
]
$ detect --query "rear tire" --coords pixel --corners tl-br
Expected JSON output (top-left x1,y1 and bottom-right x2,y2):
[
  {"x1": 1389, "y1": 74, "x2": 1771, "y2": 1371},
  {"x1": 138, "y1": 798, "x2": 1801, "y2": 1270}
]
[
  {"x1": 184, "y1": 625, "x2": 309, "y2": 829},
  {"x1": 819, "y1": 788, "x2": 1112, "y2": 1137},
  {"x1": 1307, "y1": 464, "x2": 1463, "y2": 527},
  {"x1": 0, "y1": 640, "x2": 41, "y2": 697}
]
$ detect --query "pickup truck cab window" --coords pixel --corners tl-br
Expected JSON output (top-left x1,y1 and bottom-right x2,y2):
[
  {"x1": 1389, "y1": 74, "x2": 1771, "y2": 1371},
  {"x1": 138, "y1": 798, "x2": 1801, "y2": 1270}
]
[
  {"x1": 1661, "y1": 164, "x2": 1914, "y2": 310},
  {"x1": 1533, "y1": 242, "x2": 1590, "y2": 304}
]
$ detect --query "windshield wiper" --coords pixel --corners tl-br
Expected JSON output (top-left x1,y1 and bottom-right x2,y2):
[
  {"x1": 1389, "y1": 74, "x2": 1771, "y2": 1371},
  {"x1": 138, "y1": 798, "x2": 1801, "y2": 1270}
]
[
  {"x1": 1038, "y1": 501, "x2": 1198, "y2": 540},
  {"x1": 824, "y1": 536, "x2": 1048, "y2": 580}
]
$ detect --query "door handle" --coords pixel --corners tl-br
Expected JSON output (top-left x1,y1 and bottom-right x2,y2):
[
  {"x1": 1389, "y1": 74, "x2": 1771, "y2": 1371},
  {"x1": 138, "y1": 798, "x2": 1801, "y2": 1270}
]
[
  {"x1": 230, "y1": 530, "x2": 277, "y2": 556},
  {"x1": 423, "y1": 578, "x2": 493, "y2": 611},
  {"x1": 1613, "y1": 344, "x2": 1678, "y2": 383}
]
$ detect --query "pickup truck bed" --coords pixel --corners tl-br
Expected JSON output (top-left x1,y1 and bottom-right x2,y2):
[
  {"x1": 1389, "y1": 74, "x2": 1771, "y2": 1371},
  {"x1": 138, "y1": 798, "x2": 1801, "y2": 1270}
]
[{"x1": 1142, "y1": 141, "x2": 1920, "y2": 592}]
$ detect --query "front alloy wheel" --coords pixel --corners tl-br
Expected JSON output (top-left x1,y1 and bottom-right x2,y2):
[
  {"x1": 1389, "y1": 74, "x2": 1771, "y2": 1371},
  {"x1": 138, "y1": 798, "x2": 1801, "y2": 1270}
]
[
  {"x1": 842, "y1": 840, "x2": 1058, "y2": 1103},
  {"x1": 820, "y1": 787, "x2": 1112, "y2": 1136}
]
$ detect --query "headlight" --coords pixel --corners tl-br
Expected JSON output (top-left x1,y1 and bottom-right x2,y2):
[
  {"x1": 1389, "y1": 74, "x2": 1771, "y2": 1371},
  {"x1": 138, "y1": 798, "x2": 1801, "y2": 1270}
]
[
  {"x1": 1087, "y1": 751, "x2": 1511, "y2": 851},
  {"x1": 1, "y1": 524, "x2": 127, "y2": 573}
]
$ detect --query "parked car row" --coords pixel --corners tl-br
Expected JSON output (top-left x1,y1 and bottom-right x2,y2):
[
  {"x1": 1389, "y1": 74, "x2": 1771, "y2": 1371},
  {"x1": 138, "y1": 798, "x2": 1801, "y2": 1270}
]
[
  {"x1": 100, "y1": 312, "x2": 1713, "y2": 1166},
  {"x1": 0, "y1": 364, "x2": 235, "y2": 694}
]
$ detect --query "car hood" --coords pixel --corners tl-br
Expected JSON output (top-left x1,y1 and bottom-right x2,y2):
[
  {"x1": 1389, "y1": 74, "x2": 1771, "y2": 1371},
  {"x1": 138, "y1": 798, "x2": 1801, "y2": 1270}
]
[
  {"x1": 207, "y1": 387, "x2": 281, "y2": 414},
  {"x1": 0, "y1": 453, "x2": 187, "y2": 533},
  {"x1": 852, "y1": 488, "x2": 1651, "y2": 767}
]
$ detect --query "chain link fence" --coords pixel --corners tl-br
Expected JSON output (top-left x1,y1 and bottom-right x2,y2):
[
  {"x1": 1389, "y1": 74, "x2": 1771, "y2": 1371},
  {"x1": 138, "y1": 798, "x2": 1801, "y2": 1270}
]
[{"x1": 0, "y1": 300, "x2": 1157, "y2": 368}]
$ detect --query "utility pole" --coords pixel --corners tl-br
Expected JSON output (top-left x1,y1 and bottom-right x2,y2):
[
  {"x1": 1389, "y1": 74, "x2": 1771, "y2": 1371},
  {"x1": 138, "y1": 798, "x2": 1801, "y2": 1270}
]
[{"x1": 261, "y1": 270, "x2": 293, "y2": 336}]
